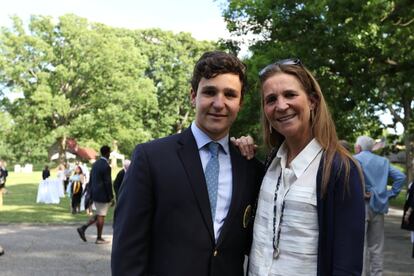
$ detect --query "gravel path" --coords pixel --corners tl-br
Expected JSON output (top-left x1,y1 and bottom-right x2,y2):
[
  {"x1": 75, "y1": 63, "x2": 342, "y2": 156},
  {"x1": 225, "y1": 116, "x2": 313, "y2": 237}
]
[{"x1": 0, "y1": 208, "x2": 413, "y2": 275}]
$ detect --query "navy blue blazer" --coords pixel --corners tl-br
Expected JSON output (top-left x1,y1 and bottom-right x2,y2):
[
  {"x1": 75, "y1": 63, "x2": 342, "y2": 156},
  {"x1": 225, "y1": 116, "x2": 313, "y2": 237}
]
[
  {"x1": 113, "y1": 168, "x2": 126, "y2": 200},
  {"x1": 90, "y1": 158, "x2": 113, "y2": 203},
  {"x1": 264, "y1": 150, "x2": 365, "y2": 276},
  {"x1": 111, "y1": 128, "x2": 264, "y2": 276},
  {"x1": 316, "y1": 154, "x2": 365, "y2": 275}
]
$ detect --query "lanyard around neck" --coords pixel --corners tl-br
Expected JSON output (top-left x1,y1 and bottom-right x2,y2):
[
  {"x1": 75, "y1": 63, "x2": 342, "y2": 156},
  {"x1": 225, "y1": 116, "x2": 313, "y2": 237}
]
[{"x1": 272, "y1": 170, "x2": 284, "y2": 259}]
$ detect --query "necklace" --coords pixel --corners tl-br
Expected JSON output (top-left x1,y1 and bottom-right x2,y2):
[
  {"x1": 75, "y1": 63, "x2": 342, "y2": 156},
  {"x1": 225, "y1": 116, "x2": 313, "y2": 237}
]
[
  {"x1": 272, "y1": 170, "x2": 284, "y2": 259},
  {"x1": 272, "y1": 147, "x2": 323, "y2": 259}
]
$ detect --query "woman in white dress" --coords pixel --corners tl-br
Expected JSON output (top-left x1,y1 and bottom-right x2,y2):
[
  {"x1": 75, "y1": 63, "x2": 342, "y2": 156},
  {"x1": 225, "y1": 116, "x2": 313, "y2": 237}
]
[
  {"x1": 248, "y1": 59, "x2": 365, "y2": 275},
  {"x1": 56, "y1": 164, "x2": 65, "y2": 197}
]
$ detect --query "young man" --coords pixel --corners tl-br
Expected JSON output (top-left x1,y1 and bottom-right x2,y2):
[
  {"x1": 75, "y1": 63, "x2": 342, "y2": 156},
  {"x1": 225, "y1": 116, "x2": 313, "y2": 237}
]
[
  {"x1": 77, "y1": 145, "x2": 113, "y2": 244},
  {"x1": 111, "y1": 51, "x2": 264, "y2": 275}
]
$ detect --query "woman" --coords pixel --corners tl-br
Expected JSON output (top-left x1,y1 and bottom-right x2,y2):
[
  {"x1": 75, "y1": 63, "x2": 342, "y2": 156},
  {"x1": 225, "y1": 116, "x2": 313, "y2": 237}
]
[
  {"x1": 248, "y1": 59, "x2": 365, "y2": 275},
  {"x1": 68, "y1": 165, "x2": 85, "y2": 214},
  {"x1": 56, "y1": 164, "x2": 65, "y2": 198}
]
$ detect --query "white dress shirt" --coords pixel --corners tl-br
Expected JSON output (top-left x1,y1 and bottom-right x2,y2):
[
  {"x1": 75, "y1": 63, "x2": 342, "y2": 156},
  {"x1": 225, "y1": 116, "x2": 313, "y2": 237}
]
[
  {"x1": 191, "y1": 122, "x2": 233, "y2": 242},
  {"x1": 249, "y1": 139, "x2": 323, "y2": 276}
]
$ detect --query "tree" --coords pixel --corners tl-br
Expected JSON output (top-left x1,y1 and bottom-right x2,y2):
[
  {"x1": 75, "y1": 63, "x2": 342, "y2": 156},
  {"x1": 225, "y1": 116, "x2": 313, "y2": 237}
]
[
  {"x1": 130, "y1": 29, "x2": 215, "y2": 136},
  {"x1": 0, "y1": 14, "x2": 157, "y2": 163},
  {"x1": 0, "y1": 110, "x2": 13, "y2": 160},
  {"x1": 0, "y1": 14, "x2": 217, "y2": 163},
  {"x1": 222, "y1": 0, "x2": 414, "y2": 180}
]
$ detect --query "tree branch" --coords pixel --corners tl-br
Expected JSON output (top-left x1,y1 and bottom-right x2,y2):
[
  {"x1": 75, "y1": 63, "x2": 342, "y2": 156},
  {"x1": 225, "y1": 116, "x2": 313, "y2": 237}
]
[
  {"x1": 395, "y1": 17, "x2": 414, "y2": 27},
  {"x1": 387, "y1": 104, "x2": 403, "y2": 123}
]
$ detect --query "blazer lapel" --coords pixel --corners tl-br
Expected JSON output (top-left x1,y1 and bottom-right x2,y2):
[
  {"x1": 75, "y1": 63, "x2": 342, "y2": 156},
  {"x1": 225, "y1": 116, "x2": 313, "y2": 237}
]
[
  {"x1": 177, "y1": 128, "x2": 215, "y2": 241},
  {"x1": 216, "y1": 143, "x2": 247, "y2": 246}
]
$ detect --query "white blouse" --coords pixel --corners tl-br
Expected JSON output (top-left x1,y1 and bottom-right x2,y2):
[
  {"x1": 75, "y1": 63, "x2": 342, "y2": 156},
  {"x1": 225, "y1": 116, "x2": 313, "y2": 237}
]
[{"x1": 249, "y1": 139, "x2": 323, "y2": 276}]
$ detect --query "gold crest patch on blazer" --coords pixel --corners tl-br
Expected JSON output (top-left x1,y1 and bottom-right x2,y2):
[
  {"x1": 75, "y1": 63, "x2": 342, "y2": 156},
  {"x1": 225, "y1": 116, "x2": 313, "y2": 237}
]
[{"x1": 243, "y1": 205, "x2": 252, "y2": 228}]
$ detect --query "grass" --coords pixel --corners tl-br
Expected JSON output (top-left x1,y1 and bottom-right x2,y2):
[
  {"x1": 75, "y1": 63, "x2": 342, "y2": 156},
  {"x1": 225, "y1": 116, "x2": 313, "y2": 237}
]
[
  {"x1": 387, "y1": 162, "x2": 408, "y2": 209},
  {"x1": 0, "y1": 169, "x2": 407, "y2": 223},
  {"x1": 0, "y1": 170, "x2": 115, "y2": 224},
  {"x1": 389, "y1": 188, "x2": 407, "y2": 209}
]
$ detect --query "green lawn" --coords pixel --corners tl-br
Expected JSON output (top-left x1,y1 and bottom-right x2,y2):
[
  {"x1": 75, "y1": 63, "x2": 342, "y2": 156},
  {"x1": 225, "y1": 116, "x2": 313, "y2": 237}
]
[
  {"x1": 0, "y1": 169, "x2": 407, "y2": 223},
  {"x1": 0, "y1": 171, "x2": 115, "y2": 224},
  {"x1": 389, "y1": 188, "x2": 407, "y2": 209}
]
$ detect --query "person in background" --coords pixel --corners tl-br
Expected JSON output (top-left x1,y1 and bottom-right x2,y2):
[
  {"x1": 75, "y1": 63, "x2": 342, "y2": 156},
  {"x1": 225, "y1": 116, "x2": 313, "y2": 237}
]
[
  {"x1": 248, "y1": 58, "x2": 365, "y2": 275},
  {"x1": 111, "y1": 51, "x2": 264, "y2": 275},
  {"x1": 354, "y1": 135, "x2": 406, "y2": 276},
  {"x1": 0, "y1": 160, "x2": 8, "y2": 207},
  {"x1": 401, "y1": 180, "x2": 414, "y2": 258},
  {"x1": 55, "y1": 164, "x2": 66, "y2": 197},
  {"x1": 63, "y1": 163, "x2": 72, "y2": 193},
  {"x1": 77, "y1": 145, "x2": 113, "y2": 244},
  {"x1": 78, "y1": 163, "x2": 90, "y2": 213},
  {"x1": 113, "y1": 159, "x2": 131, "y2": 201},
  {"x1": 42, "y1": 165, "x2": 50, "y2": 180},
  {"x1": 69, "y1": 165, "x2": 85, "y2": 214},
  {"x1": 56, "y1": 164, "x2": 65, "y2": 182},
  {"x1": 339, "y1": 139, "x2": 352, "y2": 152}
]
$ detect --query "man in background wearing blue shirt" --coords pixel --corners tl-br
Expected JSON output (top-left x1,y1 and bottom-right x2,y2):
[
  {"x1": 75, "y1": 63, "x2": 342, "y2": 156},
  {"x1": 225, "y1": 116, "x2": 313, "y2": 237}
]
[{"x1": 354, "y1": 135, "x2": 406, "y2": 276}]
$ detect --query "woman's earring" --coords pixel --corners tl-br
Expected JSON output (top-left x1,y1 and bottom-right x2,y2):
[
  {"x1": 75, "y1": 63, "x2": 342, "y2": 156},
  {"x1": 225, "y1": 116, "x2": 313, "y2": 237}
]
[{"x1": 269, "y1": 124, "x2": 273, "y2": 134}]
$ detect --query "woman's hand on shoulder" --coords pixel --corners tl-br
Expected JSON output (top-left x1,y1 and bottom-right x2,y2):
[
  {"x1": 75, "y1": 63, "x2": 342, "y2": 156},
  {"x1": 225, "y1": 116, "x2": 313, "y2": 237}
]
[{"x1": 230, "y1": 135, "x2": 257, "y2": 160}]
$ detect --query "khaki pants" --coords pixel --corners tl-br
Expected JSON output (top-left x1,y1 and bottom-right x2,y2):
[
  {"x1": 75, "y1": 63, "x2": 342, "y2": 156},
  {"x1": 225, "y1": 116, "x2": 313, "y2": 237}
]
[{"x1": 363, "y1": 203, "x2": 385, "y2": 276}]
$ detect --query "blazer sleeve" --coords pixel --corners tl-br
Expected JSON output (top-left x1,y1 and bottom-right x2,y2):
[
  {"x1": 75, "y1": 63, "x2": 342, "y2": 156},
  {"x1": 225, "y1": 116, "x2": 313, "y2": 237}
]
[
  {"x1": 113, "y1": 170, "x2": 124, "y2": 199},
  {"x1": 332, "y1": 159, "x2": 365, "y2": 275},
  {"x1": 103, "y1": 162, "x2": 113, "y2": 201},
  {"x1": 111, "y1": 144, "x2": 153, "y2": 275}
]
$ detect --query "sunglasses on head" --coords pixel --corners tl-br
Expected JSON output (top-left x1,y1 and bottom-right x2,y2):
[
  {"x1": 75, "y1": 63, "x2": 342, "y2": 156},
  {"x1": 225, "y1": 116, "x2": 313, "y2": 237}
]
[{"x1": 258, "y1": 58, "x2": 302, "y2": 77}]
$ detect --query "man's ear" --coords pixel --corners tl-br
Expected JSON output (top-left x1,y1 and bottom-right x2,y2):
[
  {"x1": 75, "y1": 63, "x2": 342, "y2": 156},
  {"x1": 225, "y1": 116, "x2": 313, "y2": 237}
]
[
  {"x1": 190, "y1": 89, "x2": 196, "y2": 107},
  {"x1": 354, "y1": 144, "x2": 361, "y2": 154}
]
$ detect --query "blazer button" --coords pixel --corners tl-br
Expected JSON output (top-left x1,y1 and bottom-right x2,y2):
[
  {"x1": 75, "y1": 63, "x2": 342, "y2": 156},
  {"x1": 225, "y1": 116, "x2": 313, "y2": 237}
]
[{"x1": 213, "y1": 250, "x2": 218, "y2": 257}]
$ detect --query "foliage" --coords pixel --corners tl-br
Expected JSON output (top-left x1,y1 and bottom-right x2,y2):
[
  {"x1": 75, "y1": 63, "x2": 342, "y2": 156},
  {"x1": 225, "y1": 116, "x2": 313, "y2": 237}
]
[
  {"x1": 0, "y1": 110, "x2": 13, "y2": 160},
  {"x1": 130, "y1": 29, "x2": 215, "y2": 136},
  {"x1": 222, "y1": 0, "x2": 414, "y2": 179},
  {"x1": 0, "y1": 14, "x2": 214, "y2": 163}
]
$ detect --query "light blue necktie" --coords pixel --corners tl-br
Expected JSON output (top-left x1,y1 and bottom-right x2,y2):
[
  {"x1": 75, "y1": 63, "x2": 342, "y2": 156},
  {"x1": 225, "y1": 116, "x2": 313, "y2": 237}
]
[{"x1": 205, "y1": 142, "x2": 220, "y2": 220}]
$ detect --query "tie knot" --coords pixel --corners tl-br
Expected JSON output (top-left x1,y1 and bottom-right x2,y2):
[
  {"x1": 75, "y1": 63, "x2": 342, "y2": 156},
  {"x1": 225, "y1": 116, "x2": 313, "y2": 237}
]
[{"x1": 207, "y1": 142, "x2": 220, "y2": 157}]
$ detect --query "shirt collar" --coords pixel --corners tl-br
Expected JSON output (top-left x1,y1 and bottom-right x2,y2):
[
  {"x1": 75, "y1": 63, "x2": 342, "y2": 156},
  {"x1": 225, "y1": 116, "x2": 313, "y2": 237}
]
[
  {"x1": 276, "y1": 138, "x2": 322, "y2": 178},
  {"x1": 191, "y1": 122, "x2": 229, "y2": 155}
]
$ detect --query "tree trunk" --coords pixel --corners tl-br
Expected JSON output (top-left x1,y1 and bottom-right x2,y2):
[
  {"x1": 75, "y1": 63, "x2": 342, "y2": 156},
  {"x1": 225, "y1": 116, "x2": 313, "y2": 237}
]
[
  {"x1": 176, "y1": 111, "x2": 190, "y2": 134},
  {"x1": 403, "y1": 96, "x2": 413, "y2": 184},
  {"x1": 58, "y1": 135, "x2": 67, "y2": 164},
  {"x1": 405, "y1": 135, "x2": 413, "y2": 183}
]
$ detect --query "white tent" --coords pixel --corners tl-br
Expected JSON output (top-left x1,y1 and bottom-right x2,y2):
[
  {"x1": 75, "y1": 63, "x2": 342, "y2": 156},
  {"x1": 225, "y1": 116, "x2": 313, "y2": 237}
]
[
  {"x1": 110, "y1": 151, "x2": 125, "y2": 168},
  {"x1": 50, "y1": 151, "x2": 77, "y2": 161}
]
